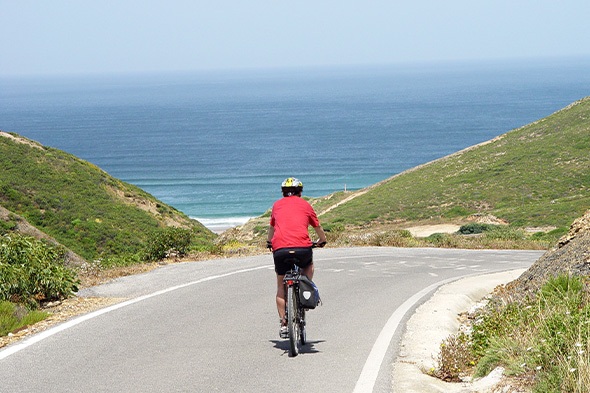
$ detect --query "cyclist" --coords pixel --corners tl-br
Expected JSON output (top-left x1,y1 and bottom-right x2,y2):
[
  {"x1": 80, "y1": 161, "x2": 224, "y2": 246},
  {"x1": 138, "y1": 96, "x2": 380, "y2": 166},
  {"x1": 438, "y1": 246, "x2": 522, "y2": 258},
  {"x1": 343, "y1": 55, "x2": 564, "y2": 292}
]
[{"x1": 267, "y1": 177, "x2": 327, "y2": 338}]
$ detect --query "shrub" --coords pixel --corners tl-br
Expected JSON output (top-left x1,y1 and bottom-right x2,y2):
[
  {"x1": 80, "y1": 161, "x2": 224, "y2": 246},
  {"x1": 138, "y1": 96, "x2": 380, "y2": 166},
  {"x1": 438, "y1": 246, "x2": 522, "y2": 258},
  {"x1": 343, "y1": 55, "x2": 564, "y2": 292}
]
[
  {"x1": 0, "y1": 234, "x2": 79, "y2": 308},
  {"x1": 458, "y1": 223, "x2": 497, "y2": 235},
  {"x1": 365, "y1": 230, "x2": 414, "y2": 247},
  {"x1": 483, "y1": 226, "x2": 526, "y2": 241},
  {"x1": 530, "y1": 227, "x2": 569, "y2": 243},
  {"x1": 434, "y1": 332, "x2": 476, "y2": 381},
  {"x1": 143, "y1": 227, "x2": 194, "y2": 261},
  {"x1": 426, "y1": 233, "x2": 462, "y2": 248}
]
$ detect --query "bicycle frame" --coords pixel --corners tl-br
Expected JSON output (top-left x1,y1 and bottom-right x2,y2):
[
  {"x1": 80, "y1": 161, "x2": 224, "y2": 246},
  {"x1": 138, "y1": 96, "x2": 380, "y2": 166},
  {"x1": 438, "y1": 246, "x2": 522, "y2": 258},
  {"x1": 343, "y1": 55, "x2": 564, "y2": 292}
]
[
  {"x1": 283, "y1": 263, "x2": 307, "y2": 357},
  {"x1": 270, "y1": 242, "x2": 323, "y2": 357}
]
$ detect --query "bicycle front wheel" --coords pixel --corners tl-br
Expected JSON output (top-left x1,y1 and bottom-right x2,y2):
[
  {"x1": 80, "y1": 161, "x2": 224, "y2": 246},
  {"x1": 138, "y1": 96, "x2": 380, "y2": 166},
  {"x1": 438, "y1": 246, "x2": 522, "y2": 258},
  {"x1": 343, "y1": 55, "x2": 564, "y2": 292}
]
[{"x1": 287, "y1": 285, "x2": 299, "y2": 357}]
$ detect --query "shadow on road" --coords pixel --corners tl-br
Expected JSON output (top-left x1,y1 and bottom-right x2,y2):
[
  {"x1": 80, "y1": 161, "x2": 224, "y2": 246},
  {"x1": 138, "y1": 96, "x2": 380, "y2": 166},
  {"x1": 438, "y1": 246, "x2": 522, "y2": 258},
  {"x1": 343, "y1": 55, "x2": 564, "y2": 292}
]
[{"x1": 270, "y1": 339, "x2": 325, "y2": 356}]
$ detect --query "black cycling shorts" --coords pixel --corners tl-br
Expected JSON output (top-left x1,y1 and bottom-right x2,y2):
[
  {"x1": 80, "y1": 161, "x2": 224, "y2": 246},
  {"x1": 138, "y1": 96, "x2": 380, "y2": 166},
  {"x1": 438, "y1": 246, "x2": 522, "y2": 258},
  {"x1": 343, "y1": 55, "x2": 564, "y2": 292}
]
[{"x1": 273, "y1": 247, "x2": 313, "y2": 275}]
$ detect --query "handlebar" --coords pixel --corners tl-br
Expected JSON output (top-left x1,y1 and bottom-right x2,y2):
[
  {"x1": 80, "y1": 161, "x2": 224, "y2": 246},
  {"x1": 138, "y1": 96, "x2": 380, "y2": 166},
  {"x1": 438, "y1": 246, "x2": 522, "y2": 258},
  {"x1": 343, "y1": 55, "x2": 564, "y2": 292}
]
[
  {"x1": 312, "y1": 241, "x2": 327, "y2": 248},
  {"x1": 266, "y1": 240, "x2": 327, "y2": 251}
]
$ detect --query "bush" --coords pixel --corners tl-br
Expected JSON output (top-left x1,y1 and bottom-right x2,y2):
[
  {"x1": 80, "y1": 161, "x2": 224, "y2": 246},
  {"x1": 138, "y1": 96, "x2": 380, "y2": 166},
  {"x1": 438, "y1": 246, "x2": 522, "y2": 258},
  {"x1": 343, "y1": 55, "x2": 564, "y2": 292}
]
[
  {"x1": 0, "y1": 234, "x2": 79, "y2": 308},
  {"x1": 530, "y1": 227, "x2": 569, "y2": 243},
  {"x1": 435, "y1": 332, "x2": 476, "y2": 381},
  {"x1": 426, "y1": 233, "x2": 462, "y2": 248},
  {"x1": 483, "y1": 226, "x2": 526, "y2": 241},
  {"x1": 365, "y1": 230, "x2": 414, "y2": 247},
  {"x1": 143, "y1": 227, "x2": 194, "y2": 261},
  {"x1": 458, "y1": 223, "x2": 497, "y2": 235}
]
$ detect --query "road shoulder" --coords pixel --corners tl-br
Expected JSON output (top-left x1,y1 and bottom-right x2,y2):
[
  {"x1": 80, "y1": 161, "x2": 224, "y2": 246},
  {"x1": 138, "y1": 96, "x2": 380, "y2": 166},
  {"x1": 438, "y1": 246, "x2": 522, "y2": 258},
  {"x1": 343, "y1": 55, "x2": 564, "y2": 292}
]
[{"x1": 392, "y1": 269, "x2": 526, "y2": 393}]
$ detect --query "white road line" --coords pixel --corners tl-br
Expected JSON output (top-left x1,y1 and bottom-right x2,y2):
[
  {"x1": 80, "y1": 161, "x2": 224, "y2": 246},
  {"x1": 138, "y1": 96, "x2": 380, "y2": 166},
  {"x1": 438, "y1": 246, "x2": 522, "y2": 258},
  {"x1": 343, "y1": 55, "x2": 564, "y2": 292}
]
[
  {"x1": 0, "y1": 265, "x2": 272, "y2": 361},
  {"x1": 316, "y1": 254, "x2": 385, "y2": 261},
  {"x1": 353, "y1": 276, "x2": 459, "y2": 393}
]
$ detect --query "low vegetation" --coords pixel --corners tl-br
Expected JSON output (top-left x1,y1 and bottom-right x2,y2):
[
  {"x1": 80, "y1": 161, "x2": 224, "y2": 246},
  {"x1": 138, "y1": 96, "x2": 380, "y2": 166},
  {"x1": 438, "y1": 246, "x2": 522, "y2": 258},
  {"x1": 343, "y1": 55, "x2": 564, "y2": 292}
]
[
  {"x1": 221, "y1": 214, "x2": 565, "y2": 252},
  {"x1": 224, "y1": 98, "x2": 589, "y2": 253},
  {"x1": 0, "y1": 232, "x2": 78, "y2": 336},
  {"x1": 317, "y1": 97, "x2": 590, "y2": 230},
  {"x1": 0, "y1": 233, "x2": 79, "y2": 308},
  {"x1": 0, "y1": 301, "x2": 48, "y2": 337},
  {"x1": 324, "y1": 222, "x2": 562, "y2": 249},
  {"x1": 0, "y1": 133, "x2": 220, "y2": 337},
  {"x1": 434, "y1": 274, "x2": 590, "y2": 392},
  {"x1": 0, "y1": 132, "x2": 216, "y2": 262}
]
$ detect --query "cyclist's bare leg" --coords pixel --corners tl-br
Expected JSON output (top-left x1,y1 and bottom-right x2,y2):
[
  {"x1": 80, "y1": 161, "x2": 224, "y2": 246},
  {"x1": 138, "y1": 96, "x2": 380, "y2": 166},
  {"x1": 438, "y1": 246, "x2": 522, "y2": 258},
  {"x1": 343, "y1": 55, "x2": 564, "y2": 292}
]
[
  {"x1": 276, "y1": 274, "x2": 286, "y2": 323},
  {"x1": 302, "y1": 262, "x2": 314, "y2": 280}
]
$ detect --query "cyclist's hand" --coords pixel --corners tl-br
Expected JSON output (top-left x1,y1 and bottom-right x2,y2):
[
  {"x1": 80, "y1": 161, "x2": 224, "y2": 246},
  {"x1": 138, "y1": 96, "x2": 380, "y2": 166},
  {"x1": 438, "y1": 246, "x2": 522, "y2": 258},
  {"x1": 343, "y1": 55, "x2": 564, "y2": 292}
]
[
  {"x1": 315, "y1": 241, "x2": 327, "y2": 248},
  {"x1": 266, "y1": 241, "x2": 273, "y2": 251}
]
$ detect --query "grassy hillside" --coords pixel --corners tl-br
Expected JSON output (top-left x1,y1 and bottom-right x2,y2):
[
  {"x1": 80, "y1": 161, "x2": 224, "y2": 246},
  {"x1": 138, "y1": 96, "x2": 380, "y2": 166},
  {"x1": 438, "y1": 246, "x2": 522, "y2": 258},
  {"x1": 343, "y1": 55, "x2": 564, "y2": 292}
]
[
  {"x1": 318, "y1": 97, "x2": 590, "y2": 230},
  {"x1": 0, "y1": 132, "x2": 215, "y2": 261}
]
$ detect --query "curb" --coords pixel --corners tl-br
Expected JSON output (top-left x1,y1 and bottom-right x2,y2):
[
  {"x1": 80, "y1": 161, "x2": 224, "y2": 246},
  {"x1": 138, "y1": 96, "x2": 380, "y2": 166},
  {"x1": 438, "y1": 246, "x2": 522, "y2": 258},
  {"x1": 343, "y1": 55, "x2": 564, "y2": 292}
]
[{"x1": 391, "y1": 269, "x2": 526, "y2": 393}]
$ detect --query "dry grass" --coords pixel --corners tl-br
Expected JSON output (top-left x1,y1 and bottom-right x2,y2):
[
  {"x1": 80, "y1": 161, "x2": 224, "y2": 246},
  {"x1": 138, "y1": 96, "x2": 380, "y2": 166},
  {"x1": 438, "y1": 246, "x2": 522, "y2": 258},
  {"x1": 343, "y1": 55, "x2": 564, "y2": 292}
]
[{"x1": 434, "y1": 275, "x2": 590, "y2": 392}]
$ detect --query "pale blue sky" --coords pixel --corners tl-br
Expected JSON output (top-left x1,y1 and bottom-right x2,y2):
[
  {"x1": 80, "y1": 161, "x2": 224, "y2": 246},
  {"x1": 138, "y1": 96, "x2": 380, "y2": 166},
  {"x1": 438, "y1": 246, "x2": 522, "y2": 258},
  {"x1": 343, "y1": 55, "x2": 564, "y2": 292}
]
[{"x1": 1, "y1": 0, "x2": 589, "y2": 76}]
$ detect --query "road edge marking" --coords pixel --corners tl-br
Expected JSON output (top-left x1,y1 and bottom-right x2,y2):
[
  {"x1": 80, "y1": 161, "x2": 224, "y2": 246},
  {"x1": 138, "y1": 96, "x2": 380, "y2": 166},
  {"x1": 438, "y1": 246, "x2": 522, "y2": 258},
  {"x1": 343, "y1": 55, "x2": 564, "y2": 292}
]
[
  {"x1": 353, "y1": 276, "x2": 458, "y2": 393},
  {"x1": 0, "y1": 265, "x2": 271, "y2": 360}
]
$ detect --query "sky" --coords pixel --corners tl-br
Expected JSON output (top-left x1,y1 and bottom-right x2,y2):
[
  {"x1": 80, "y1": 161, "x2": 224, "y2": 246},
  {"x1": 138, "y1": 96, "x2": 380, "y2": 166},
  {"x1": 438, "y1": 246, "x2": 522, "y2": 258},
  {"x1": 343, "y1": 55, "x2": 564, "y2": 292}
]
[{"x1": 1, "y1": 0, "x2": 589, "y2": 76}]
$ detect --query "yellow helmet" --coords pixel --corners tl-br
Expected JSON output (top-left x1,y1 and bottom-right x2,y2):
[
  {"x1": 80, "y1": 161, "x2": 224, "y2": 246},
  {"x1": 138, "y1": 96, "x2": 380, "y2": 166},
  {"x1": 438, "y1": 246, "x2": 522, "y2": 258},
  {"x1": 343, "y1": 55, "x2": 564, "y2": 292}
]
[
  {"x1": 281, "y1": 177, "x2": 303, "y2": 188},
  {"x1": 281, "y1": 177, "x2": 303, "y2": 196}
]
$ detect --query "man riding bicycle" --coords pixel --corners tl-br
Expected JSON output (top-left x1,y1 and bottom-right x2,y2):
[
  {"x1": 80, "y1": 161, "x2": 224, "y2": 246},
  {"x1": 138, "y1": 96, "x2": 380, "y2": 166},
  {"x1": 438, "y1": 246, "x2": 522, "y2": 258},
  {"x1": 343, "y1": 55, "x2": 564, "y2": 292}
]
[{"x1": 267, "y1": 177, "x2": 327, "y2": 338}]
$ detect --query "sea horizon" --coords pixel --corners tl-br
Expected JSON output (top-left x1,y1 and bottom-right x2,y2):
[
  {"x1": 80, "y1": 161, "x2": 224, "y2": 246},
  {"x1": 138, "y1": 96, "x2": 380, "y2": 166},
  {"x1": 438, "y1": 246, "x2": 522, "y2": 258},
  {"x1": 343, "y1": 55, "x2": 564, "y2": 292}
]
[{"x1": 2, "y1": 57, "x2": 590, "y2": 232}]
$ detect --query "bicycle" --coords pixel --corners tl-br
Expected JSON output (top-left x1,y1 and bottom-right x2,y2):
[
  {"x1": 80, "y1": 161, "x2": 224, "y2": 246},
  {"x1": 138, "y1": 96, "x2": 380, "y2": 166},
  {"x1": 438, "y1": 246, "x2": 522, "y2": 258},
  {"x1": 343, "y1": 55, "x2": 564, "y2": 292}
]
[{"x1": 279, "y1": 242, "x2": 324, "y2": 357}]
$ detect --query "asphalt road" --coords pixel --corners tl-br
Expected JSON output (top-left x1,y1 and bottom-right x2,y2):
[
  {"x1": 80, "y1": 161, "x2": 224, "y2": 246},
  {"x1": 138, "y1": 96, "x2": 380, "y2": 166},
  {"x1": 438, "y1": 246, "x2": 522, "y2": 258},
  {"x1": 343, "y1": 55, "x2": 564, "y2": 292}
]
[{"x1": 0, "y1": 247, "x2": 543, "y2": 393}]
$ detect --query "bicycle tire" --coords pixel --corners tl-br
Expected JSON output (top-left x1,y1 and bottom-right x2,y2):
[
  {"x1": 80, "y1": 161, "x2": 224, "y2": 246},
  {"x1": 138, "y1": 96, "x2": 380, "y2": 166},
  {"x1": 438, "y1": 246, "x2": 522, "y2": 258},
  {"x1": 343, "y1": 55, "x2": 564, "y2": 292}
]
[
  {"x1": 287, "y1": 285, "x2": 299, "y2": 357},
  {"x1": 299, "y1": 308, "x2": 306, "y2": 346}
]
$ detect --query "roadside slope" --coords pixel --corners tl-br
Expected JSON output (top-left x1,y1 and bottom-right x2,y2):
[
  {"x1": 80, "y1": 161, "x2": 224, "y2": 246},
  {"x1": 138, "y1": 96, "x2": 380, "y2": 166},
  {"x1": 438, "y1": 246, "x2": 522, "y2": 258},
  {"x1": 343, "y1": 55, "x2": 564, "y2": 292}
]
[
  {"x1": 0, "y1": 131, "x2": 215, "y2": 261},
  {"x1": 319, "y1": 97, "x2": 590, "y2": 229}
]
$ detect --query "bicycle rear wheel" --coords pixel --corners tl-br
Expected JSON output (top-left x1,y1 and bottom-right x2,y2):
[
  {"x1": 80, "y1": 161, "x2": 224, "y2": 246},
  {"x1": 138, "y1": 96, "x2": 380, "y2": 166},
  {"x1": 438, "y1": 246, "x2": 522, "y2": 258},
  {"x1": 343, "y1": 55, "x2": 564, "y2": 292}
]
[
  {"x1": 299, "y1": 308, "x2": 306, "y2": 346},
  {"x1": 287, "y1": 285, "x2": 299, "y2": 357}
]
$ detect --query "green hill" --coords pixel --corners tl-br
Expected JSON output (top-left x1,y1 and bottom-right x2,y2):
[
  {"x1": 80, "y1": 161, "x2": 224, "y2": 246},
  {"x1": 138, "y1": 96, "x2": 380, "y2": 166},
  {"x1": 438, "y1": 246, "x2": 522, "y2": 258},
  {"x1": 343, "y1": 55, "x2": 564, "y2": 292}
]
[
  {"x1": 317, "y1": 97, "x2": 590, "y2": 230},
  {"x1": 0, "y1": 132, "x2": 215, "y2": 262}
]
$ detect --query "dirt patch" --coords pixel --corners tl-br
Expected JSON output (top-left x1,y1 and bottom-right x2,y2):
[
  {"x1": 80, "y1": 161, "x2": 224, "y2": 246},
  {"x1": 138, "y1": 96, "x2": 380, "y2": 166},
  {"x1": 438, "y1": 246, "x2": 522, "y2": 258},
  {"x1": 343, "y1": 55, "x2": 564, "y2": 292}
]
[
  {"x1": 0, "y1": 131, "x2": 43, "y2": 149},
  {"x1": 77, "y1": 261, "x2": 164, "y2": 288},
  {"x1": 406, "y1": 224, "x2": 461, "y2": 237},
  {"x1": 466, "y1": 213, "x2": 509, "y2": 226}
]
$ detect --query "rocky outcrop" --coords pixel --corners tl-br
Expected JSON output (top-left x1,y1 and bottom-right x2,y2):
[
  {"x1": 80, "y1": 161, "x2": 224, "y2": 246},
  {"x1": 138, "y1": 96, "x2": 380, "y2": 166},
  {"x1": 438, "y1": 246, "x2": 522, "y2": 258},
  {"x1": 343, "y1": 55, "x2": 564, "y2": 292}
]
[{"x1": 508, "y1": 210, "x2": 590, "y2": 297}]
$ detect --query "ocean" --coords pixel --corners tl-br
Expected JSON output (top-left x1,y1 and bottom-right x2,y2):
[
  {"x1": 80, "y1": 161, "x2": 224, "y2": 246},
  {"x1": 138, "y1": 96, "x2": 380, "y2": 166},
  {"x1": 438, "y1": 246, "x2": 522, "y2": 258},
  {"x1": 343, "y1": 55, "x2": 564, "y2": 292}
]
[{"x1": 1, "y1": 58, "x2": 590, "y2": 231}]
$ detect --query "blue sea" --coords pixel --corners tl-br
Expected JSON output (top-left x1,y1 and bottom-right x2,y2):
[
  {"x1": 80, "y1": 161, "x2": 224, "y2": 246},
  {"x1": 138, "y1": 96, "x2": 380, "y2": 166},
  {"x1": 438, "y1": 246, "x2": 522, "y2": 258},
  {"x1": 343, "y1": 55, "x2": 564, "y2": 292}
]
[{"x1": 2, "y1": 58, "x2": 590, "y2": 231}]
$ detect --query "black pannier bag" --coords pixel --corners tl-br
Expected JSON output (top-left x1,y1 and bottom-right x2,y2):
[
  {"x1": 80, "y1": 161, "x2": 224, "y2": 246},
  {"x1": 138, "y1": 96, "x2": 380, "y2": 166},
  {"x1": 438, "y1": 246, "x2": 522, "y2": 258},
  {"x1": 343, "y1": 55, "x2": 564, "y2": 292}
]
[{"x1": 298, "y1": 275, "x2": 321, "y2": 309}]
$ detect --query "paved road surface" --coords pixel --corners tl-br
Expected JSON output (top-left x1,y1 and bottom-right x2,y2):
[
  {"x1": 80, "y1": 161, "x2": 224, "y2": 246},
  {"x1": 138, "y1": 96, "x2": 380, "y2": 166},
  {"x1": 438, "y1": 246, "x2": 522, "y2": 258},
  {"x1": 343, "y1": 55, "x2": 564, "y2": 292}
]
[{"x1": 0, "y1": 247, "x2": 542, "y2": 393}]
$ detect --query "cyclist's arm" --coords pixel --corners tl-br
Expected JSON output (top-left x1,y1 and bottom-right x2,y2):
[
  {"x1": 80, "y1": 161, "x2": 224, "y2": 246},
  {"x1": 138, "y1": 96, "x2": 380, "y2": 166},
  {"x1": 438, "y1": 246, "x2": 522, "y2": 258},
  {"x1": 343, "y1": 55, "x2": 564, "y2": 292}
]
[{"x1": 313, "y1": 225, "x2": 327, "y2": 246}]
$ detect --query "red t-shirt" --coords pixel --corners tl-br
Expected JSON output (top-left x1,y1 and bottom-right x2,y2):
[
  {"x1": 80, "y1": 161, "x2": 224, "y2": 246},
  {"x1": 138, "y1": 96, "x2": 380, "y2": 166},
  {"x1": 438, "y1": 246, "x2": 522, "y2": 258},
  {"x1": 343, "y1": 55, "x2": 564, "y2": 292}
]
[{"x1": 269, "y1": 196, "x2": 320, "y2": 250}]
